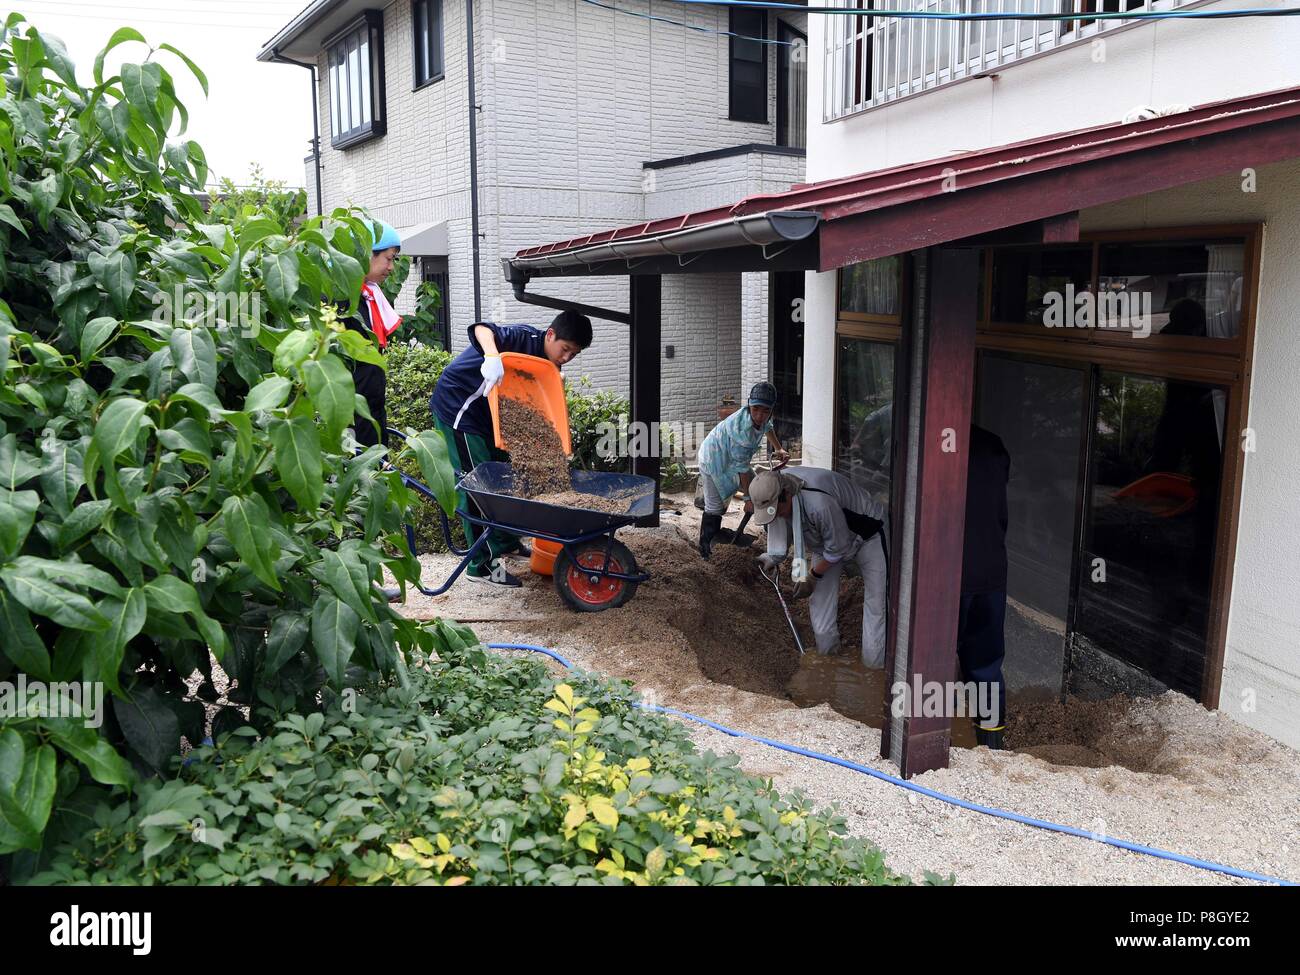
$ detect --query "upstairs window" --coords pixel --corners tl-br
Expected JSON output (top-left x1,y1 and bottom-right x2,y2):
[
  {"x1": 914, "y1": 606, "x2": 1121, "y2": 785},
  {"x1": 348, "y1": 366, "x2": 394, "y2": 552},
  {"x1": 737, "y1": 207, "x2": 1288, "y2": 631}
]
[
  {"x1": 327, "y1": 10, "x2": 387, "y2": 149},
  {"x1": 729, "y1": 9, "x2": 767, "y2": 123},
  {"x1": 413, "y1": 0, "x2": 445, "y2": 88}
]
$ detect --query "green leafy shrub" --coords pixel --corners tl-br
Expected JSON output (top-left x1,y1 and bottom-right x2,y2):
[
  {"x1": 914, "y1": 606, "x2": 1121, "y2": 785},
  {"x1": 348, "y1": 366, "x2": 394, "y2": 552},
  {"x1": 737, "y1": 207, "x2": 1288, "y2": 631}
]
[
  {"x1": 204, "y1": 164, "x2": 306, "y2": 230},
  {"x1": 0, "y1": 17, "x2": 460, "y2": 857},
  {"x1": 396, "y1": 280, "x2": 446, "y2": 349},
  {"x1": 29, "y1": 641, "x2": 936, "y2": 886},
  {"x1": 566, "y1": 376, "x2": 630, "y2": 474},
  {"x1": 565, "y1": 377, "x2": 693, "y2": 491}
]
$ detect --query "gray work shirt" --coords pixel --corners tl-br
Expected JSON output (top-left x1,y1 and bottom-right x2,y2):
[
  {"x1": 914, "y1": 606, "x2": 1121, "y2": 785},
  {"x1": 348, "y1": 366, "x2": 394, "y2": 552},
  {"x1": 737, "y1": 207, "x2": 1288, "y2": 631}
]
[{"x1": 780, "y1": 467, "x2": 886, "y2": 564}]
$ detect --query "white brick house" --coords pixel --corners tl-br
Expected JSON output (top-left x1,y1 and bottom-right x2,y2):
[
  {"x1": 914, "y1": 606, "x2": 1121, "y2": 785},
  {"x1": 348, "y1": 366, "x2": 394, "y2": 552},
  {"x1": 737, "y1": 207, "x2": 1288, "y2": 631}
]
[{"x1": 257, "y1": 0, "x2": 808, "y2": 434}]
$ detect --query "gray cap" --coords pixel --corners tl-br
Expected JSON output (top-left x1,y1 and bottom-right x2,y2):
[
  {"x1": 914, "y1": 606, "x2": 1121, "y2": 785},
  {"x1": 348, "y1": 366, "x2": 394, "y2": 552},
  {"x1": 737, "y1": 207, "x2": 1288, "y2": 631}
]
[{"x1": 750, "y1": 470, "x2": 789, "y2": 526}]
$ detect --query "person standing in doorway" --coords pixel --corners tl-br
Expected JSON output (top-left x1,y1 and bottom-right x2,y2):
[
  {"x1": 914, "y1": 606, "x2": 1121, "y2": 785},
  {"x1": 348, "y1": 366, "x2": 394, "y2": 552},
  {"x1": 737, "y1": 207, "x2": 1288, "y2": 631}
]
[{"x1": 959, "y1": 424, "x2": 1012, "y2": 749}]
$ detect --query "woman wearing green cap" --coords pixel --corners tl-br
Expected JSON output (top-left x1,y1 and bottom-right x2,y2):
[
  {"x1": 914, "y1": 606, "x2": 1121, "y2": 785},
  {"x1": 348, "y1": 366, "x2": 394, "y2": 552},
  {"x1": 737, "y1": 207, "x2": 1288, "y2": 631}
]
[
  {"x1": 346, "y1": 220, "x2": 403, "y2": 448},
  {"x1": 696, "y1": 380, "x2": 788, "y2": 559}
]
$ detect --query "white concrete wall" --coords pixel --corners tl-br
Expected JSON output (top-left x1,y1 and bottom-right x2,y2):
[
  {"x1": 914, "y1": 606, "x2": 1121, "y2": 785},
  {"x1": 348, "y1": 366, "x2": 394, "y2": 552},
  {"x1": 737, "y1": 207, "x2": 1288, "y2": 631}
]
[
  {"x1": 805, "y1": 0, "x2": 1300, "y2": 183},
  {"x1": 660, "y1": 274, "x2": 743, "y2": 430},
  {"x1": 311, "y1": 0, "x2": 804, "y2": 403},
  {"x1": 645, "y1": 148, "x2": 806, "y2": 426}
]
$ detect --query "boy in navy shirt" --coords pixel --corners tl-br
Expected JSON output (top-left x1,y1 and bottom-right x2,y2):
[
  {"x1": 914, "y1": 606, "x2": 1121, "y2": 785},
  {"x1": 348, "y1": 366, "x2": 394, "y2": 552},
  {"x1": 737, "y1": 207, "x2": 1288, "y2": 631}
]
[{"x1": 431, "y1": 309, "x2": 593, "y2": 587}]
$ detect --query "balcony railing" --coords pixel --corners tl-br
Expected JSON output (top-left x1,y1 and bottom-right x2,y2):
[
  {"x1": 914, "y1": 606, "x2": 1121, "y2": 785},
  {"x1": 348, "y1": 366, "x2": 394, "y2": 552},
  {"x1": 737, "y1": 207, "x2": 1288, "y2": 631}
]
[{"x1": 824, "y1": 0, "x2": 1202, "y2": 121}]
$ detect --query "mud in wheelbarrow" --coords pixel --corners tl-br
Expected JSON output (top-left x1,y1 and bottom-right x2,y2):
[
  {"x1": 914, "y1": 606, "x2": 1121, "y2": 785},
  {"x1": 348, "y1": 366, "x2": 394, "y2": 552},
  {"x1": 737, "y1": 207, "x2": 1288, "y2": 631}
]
[
  {"x1": 398, "y1": 458, "x2": 656, "y2": 611},
  {"x1": 458, "y1": 462, "x2": 656, "y2": 534}
]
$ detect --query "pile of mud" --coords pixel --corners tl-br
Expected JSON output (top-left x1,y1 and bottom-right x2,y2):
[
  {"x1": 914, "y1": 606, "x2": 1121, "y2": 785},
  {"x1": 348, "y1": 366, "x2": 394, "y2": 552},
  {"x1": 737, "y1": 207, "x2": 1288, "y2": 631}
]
[
  {"x1": 1006, "y1": 693, "x2": 1283, "y2": 781},
  {"x1": 518, "y1": 528, "x2": 805, "y2": 698}
]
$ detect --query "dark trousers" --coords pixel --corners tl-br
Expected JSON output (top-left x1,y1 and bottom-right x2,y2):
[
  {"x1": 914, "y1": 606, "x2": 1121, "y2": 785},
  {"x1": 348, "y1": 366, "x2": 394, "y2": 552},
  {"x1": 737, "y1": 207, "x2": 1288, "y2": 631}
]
[
  {"x1": 353, "y1": 359, "x2": 387, "y2": 447},
  {"x1": 434, "y1": 418, "x2": 518, "y2": 575},
  {"x1": 957, "y1": 590, "x2": 1007, "y2": 730}
]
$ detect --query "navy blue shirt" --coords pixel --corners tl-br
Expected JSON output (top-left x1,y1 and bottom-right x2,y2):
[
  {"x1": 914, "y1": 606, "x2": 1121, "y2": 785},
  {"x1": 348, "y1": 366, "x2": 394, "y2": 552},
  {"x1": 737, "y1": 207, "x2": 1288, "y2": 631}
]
[
  {"x1": 430, "y1": 323, "x2": 548, "y2": 436},
  {"x1": 961, "y1": 425, "x2": 1011, "y2": 595}
]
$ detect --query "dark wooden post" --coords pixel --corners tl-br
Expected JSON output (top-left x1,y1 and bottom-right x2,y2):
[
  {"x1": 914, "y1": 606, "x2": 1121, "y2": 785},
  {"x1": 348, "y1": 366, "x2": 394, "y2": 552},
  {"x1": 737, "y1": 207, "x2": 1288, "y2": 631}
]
[
  {"x1": 629, "y1": 274, "x2": 661, "y2": 526},
  {"x1": 884, "y1": 247, "x2": 979, "y2": 778}
]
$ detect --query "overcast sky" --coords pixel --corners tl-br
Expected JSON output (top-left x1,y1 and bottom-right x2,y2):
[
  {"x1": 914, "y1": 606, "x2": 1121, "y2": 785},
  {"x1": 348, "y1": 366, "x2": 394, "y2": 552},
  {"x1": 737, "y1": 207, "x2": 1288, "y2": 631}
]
[{"x1": 17, "y1": 0, "x2": 314, "y2": 188}]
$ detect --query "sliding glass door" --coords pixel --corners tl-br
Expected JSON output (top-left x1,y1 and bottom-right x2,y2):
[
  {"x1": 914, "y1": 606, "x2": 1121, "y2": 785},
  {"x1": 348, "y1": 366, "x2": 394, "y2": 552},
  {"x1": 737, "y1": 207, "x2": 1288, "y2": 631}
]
[
  {"x1": 975, "y1": 353, "x2": 1087, "y2": 696},
  {"x1": 1075, "y1": 370, "x2": 1226, "y2": 696}
]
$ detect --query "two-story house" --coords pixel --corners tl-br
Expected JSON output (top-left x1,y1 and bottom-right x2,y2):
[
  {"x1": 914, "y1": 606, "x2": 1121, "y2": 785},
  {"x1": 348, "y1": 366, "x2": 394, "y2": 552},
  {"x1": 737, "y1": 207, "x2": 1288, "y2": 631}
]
[
  {"x1": 257, "y1": 0, "x2": 808, "y2": 439},
  {"x1": 499, "y1": 0, "x2": 1300, "y2": 773}
]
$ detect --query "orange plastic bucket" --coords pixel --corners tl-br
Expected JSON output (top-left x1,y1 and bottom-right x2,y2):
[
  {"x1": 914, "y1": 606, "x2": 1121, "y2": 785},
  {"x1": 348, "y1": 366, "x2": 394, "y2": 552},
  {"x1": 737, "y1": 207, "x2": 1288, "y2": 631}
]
[
  {"x1": 488, "y1": 353, "x2": 572, "y2": 454},
  {"x1": 530, "y1": 538, "x2": 564, "y2": 576}
]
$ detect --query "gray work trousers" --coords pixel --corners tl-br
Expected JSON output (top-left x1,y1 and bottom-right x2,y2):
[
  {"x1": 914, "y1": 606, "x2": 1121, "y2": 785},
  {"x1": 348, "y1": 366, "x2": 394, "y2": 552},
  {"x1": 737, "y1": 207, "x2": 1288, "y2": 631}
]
[{"x1": 766, "y1": 521, "x2": 888, "y2": 667}]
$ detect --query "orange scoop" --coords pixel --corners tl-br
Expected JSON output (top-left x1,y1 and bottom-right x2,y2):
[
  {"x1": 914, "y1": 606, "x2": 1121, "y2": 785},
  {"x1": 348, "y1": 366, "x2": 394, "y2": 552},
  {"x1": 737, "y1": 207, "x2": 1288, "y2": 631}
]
[
  {"x1": 1113, "y1": 472, "x2": 1198, "y2": 517},
  {"x1": 487, "y1": 352, "x2": 572, "y2": 454}
]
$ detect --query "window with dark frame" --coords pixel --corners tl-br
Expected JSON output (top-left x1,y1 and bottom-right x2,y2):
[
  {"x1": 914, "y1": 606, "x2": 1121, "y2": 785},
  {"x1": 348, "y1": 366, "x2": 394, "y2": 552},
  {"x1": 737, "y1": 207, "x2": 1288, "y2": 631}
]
[
  {"x1": 728, "y1": 8, "x2": 767, "y2": 123},
  {"x1": 413, "y1": 0, "x2": 445, "y2": 88},
  {"x1": 776, "y1": 20, "x2": 807, "y2": 148},
  {"x1": 327, "y1": 10, "x2": 387, "y2": 149}
]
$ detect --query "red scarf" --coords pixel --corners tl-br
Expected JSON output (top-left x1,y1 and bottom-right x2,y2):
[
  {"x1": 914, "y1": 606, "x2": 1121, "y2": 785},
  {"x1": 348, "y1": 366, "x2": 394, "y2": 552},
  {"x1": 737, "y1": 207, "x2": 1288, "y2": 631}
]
[{"x1": 360, "y1": 282, "x2": 403, "y2": 349}]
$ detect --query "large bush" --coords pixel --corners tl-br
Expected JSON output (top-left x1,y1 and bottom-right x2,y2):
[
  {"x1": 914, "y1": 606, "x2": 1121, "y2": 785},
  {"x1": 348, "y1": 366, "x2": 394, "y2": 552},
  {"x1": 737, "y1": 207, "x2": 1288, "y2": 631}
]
[
  {"x1": 385, "y1": 341, "x2": 455, "y2": 551},
  {"x1": 0, "y1": 17, "x2": 459, "y2": 859},
  {"x1": 28, "y1": 641, "x2": 935, "y2": 886}
]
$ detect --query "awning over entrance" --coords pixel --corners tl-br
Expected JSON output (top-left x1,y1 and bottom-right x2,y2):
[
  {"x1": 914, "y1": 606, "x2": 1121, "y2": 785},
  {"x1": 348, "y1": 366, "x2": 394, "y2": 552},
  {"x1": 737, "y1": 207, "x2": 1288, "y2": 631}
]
[
  {"x1": 395, "y1": 221, "x2": 449, "y2": 257},
  {"x1": 506, "y1": 84, "x2": 1300, "y2": 282}
]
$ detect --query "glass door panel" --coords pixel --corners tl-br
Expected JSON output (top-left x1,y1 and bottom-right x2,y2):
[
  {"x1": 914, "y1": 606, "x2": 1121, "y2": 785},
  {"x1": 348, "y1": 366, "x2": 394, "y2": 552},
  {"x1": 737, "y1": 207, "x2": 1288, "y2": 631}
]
[
  {"x1": 975, "y1": 353, "x2": 1086, "y2": 695},
  {"x1": 1075, "y1": 370, "x2": 1226, "y2": 695}
]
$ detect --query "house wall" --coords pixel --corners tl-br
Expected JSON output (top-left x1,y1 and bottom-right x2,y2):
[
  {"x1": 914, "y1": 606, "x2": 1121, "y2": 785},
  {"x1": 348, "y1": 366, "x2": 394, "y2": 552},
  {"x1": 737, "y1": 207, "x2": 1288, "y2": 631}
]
[
  {"x1": 310, "y1": 0, "x2": 805, "y2": 408},
  {"x1": 805, "y1": 0, "x2": 1300, "y2": 183},
  {"x1": 644, "y1": 148, "x2": 807, "y2": 426}
]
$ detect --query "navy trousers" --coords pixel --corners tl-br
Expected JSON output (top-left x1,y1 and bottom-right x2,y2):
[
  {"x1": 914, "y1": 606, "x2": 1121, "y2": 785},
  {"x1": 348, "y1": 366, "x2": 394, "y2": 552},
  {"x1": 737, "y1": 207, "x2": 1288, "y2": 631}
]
[{"x1": 957, "y1": 590, "x2": 1007, "y2": 730}]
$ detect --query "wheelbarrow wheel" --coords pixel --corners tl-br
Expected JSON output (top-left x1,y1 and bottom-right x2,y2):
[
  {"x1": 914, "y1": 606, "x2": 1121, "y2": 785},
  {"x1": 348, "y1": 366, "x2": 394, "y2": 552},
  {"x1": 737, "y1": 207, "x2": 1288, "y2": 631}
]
[{"x1": 554, "y1": 539, "x2": 639, "y2": 612}]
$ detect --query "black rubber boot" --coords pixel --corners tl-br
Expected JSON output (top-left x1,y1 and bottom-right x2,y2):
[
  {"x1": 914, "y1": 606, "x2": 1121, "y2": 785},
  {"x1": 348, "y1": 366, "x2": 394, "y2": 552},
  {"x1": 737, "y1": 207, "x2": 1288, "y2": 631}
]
[
  {"x1": 975, "y1": 726, "x2": 1005, "y2": 750},
  {"x1": 699, "y1": 513, "x2": 723, "y2": 559}
]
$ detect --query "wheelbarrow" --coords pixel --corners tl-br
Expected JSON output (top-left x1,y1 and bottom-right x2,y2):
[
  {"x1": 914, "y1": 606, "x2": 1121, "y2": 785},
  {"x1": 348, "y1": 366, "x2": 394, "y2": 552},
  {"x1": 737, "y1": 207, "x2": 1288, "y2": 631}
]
[{"x1": 397, "y1": 457, "x2": 655, "y2": 612}]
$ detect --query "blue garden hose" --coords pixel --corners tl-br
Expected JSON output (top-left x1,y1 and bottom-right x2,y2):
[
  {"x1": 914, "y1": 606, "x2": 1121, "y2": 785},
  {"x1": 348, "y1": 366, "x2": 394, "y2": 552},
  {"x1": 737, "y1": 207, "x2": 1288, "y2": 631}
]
[{"x1": 487, "y1": 641, "x2": 1294, "y2": 886}]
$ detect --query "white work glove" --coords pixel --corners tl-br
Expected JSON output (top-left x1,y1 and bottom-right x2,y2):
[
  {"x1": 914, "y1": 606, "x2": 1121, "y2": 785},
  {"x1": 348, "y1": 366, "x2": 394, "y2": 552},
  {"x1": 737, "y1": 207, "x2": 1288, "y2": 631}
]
[
  {"x1": 480, "y1": 354, "x2": 505, "y2": 391},
  {"x1": 757, "y1": 553, "x2": 780, "y2": 573}
]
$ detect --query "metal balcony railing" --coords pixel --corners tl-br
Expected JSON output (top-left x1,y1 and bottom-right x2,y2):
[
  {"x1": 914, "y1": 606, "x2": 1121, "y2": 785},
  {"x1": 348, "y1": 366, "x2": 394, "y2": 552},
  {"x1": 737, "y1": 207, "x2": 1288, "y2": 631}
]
[{"x1": 824, "y1": 0, "x2": 1203, "y2": 121}]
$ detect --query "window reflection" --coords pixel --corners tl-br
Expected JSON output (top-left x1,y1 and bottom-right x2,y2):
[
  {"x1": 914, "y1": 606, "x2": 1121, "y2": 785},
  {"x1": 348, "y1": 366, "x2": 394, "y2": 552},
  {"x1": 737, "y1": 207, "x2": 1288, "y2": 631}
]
[
  {"x1": 1078, "y1": 370, "x2": 1225, "y2": 695},
  {"x1": 1097, "y1": 240, "x2": 1244, "y2": 338},
  {"x1": 989, "y1": 246, "x2": 1092, "y2": 326},
  {"x1": 839, "y1": 256, "x2": 901, "y2": 318},
  {"x1": 834, "y1": 337, "x2": 895, "y2": 510}
]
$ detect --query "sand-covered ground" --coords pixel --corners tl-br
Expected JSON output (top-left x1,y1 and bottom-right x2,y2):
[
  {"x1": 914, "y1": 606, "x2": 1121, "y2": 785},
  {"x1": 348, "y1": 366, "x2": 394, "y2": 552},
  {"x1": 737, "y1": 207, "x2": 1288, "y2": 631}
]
[{"x1": 393, "y1": 497, "x2": 1300, "y2": 886}]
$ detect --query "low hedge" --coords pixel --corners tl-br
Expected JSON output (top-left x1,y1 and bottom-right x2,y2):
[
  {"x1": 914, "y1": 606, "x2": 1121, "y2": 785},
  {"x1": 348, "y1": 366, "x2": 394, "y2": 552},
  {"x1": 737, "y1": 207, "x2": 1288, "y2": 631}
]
[
  {"x1": 385, "y1": 342, "x2": 458, "y2": 552},
  {"x1": 28, "y1": 638, "x2": 941, "y2": 886}
]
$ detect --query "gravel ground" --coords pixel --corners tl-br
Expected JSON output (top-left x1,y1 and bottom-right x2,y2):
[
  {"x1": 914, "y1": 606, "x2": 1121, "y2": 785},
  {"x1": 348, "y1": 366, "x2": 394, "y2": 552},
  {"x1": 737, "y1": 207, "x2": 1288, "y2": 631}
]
[{"x1": 393, "y1": 496, "x2": 1300, "y2": 886}]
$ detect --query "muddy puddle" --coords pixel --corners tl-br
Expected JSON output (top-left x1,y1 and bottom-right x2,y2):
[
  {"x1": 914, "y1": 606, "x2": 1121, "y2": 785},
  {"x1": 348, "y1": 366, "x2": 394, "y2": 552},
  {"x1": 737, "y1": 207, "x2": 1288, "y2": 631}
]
[{"x1": 785, "y1": 654, "x2": 979, "y2": 749}]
